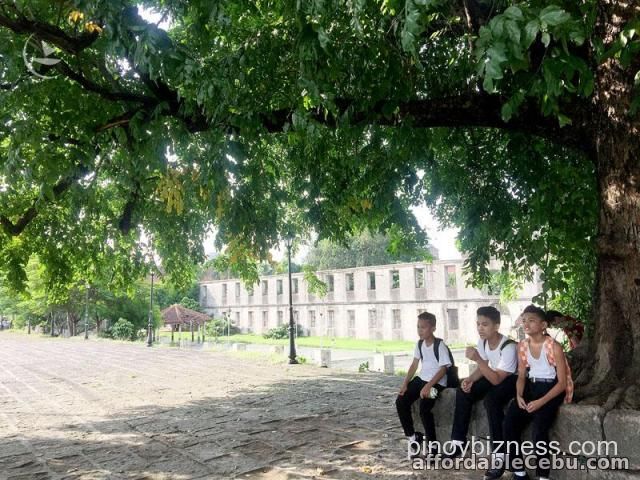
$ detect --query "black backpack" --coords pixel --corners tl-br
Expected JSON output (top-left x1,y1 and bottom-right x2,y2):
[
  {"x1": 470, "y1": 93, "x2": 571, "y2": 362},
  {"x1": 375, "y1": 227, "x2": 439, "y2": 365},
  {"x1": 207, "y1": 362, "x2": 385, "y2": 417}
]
[{"x1": 418, "y1": 337, "x2": 460, "y2": 388}]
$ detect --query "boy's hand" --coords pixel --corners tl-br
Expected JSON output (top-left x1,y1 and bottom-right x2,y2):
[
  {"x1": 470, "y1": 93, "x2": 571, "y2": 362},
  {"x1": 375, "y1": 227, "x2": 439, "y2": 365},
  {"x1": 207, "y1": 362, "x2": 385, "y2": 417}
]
[
  {"x1": 398, "y1": 383, "x2": 408, "y2": 396},
  {"x1": 461, "y1": 379, "x2": 473, "y2": 393},
  {"x1": 516, "y1": 395, "x2": 527, "y2": 410},
  {"x1": 526, "y1": 399, "x2": 544, "y2": 413},
  {"x1": 419, "y1": 384, "x2": 432, "y2": 399},
  {"x1": 465, "y1": 347, "x2": 480, "y2": 362}
]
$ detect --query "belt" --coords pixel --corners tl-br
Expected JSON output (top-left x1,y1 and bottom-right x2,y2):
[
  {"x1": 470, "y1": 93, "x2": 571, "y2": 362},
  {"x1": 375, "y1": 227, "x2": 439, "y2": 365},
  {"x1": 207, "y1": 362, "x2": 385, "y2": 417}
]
[{"x1": 528, "y1": 376, "x2": 556, "y2": 383}]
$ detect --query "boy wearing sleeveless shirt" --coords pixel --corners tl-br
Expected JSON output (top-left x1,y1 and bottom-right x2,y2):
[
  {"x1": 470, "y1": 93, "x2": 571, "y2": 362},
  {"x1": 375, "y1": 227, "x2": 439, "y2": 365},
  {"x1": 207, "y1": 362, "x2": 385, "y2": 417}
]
[
  {"x1": 503, "y1": 305, "x2": 569, "y2": 480},
  {"x1": 447, "y1": 306, "x2": 518, "y2": 480}
]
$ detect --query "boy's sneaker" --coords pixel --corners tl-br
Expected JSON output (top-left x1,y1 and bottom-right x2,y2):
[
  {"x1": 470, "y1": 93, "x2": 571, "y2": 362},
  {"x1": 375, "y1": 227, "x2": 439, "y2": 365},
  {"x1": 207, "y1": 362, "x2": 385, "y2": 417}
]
[
  {"x1": 442, "y1": 444, "x2": 464, "y2": 459},
  {"x1": 426, "y1": 445, "x2": 440, "y2": 457},
  {"x1": 409, "y1": 432, "x2": 425, "y2": 459},
  {"x1": 483, "y1": 467, "x2": 505, "y2": 479}
]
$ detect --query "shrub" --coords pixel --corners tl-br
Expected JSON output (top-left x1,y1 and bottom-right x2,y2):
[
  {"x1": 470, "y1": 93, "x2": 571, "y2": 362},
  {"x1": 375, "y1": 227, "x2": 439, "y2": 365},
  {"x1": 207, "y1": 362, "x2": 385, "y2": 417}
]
[
  {"x1": 263, "y1": 323, "x2": 305, "y2": 339},
  {"x1": 205, "y1": 318, "x2": 240, "y2": 337},
  {"x1": 98, "y1": 329, "x2": 113, "y2": 339},
  {"x1": 111, "y1": 318, "x2": 135, "y2": 341}
]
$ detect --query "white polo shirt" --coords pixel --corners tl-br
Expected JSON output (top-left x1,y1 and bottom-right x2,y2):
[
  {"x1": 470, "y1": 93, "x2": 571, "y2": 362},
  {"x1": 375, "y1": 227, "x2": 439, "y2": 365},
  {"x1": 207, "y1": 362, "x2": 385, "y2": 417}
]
[{"x1": 413, "y1": 339, "x2": 452, "y2": 387}]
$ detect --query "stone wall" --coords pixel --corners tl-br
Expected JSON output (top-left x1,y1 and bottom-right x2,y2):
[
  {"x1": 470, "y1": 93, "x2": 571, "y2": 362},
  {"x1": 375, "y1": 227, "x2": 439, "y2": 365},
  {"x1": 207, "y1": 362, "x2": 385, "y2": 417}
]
[{"x1": 411, "y1": 389, "x2": 640, "y2": 479}]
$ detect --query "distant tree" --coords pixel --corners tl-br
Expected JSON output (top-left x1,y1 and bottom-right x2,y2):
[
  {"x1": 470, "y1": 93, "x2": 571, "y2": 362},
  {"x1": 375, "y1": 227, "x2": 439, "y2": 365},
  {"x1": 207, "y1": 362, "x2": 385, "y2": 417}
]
[
  {"x1": 179, "y1": 296, "x2": 201, "y2": 312},
  {"x1": 304, "y1": 230, "x2": 433, "y2": 270}
]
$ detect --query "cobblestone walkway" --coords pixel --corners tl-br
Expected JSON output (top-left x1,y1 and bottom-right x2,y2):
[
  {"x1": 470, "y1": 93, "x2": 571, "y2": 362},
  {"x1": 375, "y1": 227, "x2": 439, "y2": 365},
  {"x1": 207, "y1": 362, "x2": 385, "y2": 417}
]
[{"x1": 0, "y1": 334, "x2": 479, "y2": 480}]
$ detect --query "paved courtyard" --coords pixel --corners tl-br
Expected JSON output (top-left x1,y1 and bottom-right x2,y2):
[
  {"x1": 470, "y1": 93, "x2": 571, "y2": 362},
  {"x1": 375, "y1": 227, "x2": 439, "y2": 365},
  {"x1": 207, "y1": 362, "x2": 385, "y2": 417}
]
[{"x1": 0, "y1": 334, "x2": 478, "y2": 480}]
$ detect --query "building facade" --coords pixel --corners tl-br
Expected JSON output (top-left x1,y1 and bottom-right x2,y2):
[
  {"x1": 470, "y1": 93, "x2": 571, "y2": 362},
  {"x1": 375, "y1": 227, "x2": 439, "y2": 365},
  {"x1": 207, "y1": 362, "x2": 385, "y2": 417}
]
[{"x1": 199, "y1": 260, "x2": 542, "y2": 345}]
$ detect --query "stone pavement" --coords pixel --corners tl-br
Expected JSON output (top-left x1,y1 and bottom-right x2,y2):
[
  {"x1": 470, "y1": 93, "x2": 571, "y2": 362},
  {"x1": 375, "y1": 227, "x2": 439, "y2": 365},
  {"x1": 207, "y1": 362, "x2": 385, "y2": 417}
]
[{"x1": 0, "y1": 334, "x2": 481, "y2": 480}]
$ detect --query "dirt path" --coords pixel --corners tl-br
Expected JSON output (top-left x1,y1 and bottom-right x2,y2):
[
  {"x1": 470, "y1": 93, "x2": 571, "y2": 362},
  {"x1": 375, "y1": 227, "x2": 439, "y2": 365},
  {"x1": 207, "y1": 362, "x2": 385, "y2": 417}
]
[{"x1": 0, "y1": 334, "x2": 478, "y2": 480}]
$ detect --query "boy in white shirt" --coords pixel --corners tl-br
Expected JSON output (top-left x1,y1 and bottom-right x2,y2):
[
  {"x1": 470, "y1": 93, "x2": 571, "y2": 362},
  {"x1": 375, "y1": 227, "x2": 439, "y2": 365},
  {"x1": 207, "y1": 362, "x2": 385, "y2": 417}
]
[
  {"x1": 448, "y1": 306, "x2": 518, "y2": 480},
  {"x1": 396, "y1": 312, "x2": 453, "y2": 457}
]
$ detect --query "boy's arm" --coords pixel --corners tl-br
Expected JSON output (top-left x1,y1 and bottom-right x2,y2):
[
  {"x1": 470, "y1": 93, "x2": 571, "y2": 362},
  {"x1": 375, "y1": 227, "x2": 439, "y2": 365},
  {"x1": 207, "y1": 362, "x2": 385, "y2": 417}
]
[
  {"x1": 420, "y1": 366, "x2": 447, "y2": 397},
  {"x1": 474, "y1": 358, "x2": 511, "y2": 385},
  {"x1": 526, "y1": 342, "x2": 567, "y2": 412},
  {"x1": 461, "y1": 367, "x2": 483, "y2": 392},
  {"x1": 515, "y1": 353, "x2": 527, "y2": 409},
  {"x1": 420, "y1": 342, "x2": 451, "y2": 397},
  {"x1": 404, "y1": 357, "x2": 419, "y2": 383},
  {"x1": 467, "y1": 346, "x2": 512, "y2": 385},
  {"x1": 399, "y1": 358, "x2": 419, "y2": 394},
  {"x1": 466, "y1": 366, "x2": 484, "y2": 383}
]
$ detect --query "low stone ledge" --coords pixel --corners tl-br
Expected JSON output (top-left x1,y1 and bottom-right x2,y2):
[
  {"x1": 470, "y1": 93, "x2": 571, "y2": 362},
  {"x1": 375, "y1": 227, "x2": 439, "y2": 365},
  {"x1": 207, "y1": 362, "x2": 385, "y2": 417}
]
[
  {"x1": 603, "y1": 409, "x2": 640, "y2": 470},
  {"x1": 407, "y1": 388, "x2": 637, "y2": 479}
]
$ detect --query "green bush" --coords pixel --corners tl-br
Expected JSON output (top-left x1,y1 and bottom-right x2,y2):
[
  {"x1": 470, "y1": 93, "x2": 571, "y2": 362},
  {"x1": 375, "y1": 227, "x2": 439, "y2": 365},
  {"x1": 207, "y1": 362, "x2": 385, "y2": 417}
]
[
  {"x1": 111, "y1": 318, "x2": 135, "y2": 341},
  {"x1": 263, "y1": 323, "x2": 305, "y2": 339},
  {"x1": 98, "y1": 328, "x2": 113, "y2": 339},
  {"x1": 205, "y1": 318, "x2": 241, "y2": 337}
]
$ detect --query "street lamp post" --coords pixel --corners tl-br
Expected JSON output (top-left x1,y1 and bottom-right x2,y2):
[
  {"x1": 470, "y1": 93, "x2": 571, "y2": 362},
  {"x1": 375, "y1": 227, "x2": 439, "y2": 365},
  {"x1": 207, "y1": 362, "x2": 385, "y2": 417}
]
[
  {"x1": 84, "y1": 283, "x2": 90, "y2": 340},
  {"x1": 286, "y1": 235, "x2": 298, "y2": 364},
  {"x1": 147, "y1": 271, "x2": 154, "y2": 347}
]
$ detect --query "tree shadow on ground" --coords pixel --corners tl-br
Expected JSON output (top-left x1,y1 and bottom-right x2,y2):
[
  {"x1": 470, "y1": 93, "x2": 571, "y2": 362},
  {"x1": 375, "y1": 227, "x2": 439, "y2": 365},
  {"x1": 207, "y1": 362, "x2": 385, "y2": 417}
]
[{"x1": 1, "y1": 372, "x2": 478, "y2": 480}]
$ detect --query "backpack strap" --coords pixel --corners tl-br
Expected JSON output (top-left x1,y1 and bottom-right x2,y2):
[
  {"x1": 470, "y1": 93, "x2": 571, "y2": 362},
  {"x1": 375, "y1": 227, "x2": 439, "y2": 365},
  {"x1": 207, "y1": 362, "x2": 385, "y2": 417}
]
[
  {"x1": 445, "y1": 343, "x2": 455, "y2": 366},
  {"x1": 544, "y1": 336, "x2": 556, "y2": 366},
  {"x1": 544, "y1": 337, "x2": 574, "y2": 403},
  {"x1": 418, "y1": 339, "x2": 423, "y2": 361},
  {"x1": 433, "y1": 338, "x2": 441, "y2": 362},
  {"x1": 485, "y1": 336, "x2": 516, "y2": 353},
  {"x1": 518, "y1": 339, "x2": 529, "y2": 368},
  {"x1": 501, "y1": 338, "x2": 516, "y2": 351}
]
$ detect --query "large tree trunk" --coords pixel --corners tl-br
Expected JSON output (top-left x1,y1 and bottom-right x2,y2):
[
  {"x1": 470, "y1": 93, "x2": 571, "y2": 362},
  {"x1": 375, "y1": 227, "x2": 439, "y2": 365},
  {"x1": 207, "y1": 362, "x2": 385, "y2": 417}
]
[{"x1": 575, "y1": 0, "x2": 640, "y2": 408}]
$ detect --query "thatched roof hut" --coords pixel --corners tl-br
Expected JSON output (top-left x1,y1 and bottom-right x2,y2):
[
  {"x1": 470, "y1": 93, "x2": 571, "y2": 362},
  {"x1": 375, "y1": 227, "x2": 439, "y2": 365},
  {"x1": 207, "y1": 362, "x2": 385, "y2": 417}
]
[{"x1": 161, "y1": 304, "x2": 210, "y2": 326}]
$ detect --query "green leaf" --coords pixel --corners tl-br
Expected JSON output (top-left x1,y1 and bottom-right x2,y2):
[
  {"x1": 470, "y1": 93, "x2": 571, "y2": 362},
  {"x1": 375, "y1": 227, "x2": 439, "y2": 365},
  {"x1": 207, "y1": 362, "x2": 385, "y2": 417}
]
[
  {"x1": 540, "y1": 6, "x2": 571, "y2": 27},
  {"x1": 557, "y1": 113, "x2": 572, "y2": 127},
  {"x1": 569, "y1": 29, "x2": 586, "y2": 46},
  {"x1": 487, "y1": 43, "x2": 508, "y2": 63},
  {"x1": 501, "y1": 102, "x2": 513, "y2": 122},
  {"x1": 506, "y1": 20, "x2": 521, "y2": 44},
  {"x1": 483, "y1": 74, "x2": 495, "y2": 92},
  {"x1": 504, "y1": 6, "x2": 524, "y2": 21},
  {"x1": 542, "y1": 32, "x2": 551, "y2": 47},
  {"x1": 485, "y1": 59, "x2": 504, "y2": 80},
  {"x1": 524, "y1": 20, "x2": 540, "y2": 48}
]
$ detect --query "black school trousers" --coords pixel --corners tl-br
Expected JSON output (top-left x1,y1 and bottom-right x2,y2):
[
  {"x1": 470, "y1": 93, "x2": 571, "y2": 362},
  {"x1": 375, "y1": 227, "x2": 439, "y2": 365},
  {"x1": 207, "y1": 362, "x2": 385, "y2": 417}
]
[
  {"x1": 395, "y1": 377, "x2": 445, "y2": 441},
  {"x1": 450, "y1": 374, "x2": 517, "y2": 452},
  {"x1": 504, "y1": 379, "x2": 564, "y2": 478}
]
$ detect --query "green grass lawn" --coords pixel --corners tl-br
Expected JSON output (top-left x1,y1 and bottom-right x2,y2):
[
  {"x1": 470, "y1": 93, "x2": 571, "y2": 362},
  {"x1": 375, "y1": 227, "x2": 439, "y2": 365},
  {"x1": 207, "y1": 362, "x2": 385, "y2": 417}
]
[{"x1": 158, "y1": 331, "x2": 467, "y2": 352}]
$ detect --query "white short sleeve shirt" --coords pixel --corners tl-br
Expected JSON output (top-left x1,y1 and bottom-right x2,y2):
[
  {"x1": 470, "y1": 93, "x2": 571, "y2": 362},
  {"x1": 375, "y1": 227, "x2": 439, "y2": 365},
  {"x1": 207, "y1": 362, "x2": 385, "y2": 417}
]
[
  {"x1": 476, "y1": 334, "x2": 517, "y2": 374},
  {"x1": 413, "y1": 339, "x2": 452, "y2": 387}
]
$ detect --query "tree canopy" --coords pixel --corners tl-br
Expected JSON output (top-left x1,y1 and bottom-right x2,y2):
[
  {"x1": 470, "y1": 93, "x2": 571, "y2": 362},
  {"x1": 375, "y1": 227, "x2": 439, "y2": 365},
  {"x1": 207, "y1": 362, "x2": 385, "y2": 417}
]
[
  {"x1": 304, "y1": 229, "x2": 435, "y2": 270},
  {"x1": 1, "y1": 0, "x2": 639, "y2": 402}
]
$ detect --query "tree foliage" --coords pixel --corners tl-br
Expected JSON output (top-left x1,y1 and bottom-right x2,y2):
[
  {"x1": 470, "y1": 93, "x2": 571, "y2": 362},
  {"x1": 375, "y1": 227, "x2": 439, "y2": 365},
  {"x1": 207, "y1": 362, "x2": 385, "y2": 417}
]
[
  {"x1": 304, "y1": 229, "x2": 434, "y2": 270},
  {"x1": 1, "y1": 0, "x2": 639, "y2": 396}
]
